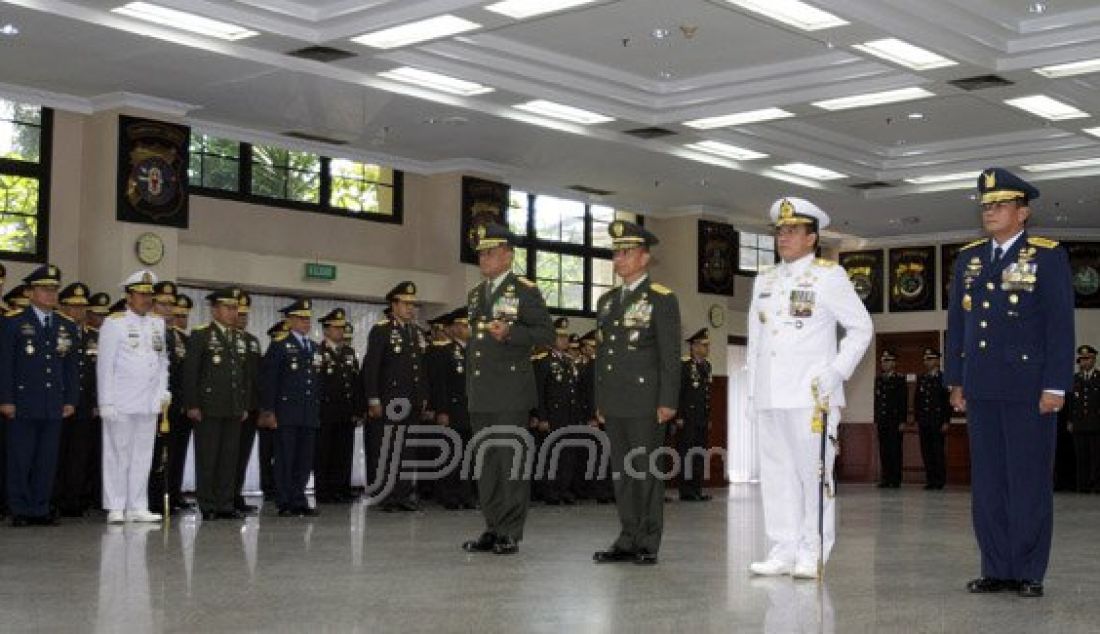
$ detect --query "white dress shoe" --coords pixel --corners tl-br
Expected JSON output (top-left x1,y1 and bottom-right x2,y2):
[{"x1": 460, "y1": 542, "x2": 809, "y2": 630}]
[
  {"x1": 792, "y1": 562, "x2": 819, "y2": 579},
  {"x1": 749, "y1": 559, "x2": 792, "y2": 576},
  {"x1": 126, "y1": 510, "x2": 163, "y2": 523},
  {"x1": 107, "y1": 510, "x2": 126, "y2": 524}
]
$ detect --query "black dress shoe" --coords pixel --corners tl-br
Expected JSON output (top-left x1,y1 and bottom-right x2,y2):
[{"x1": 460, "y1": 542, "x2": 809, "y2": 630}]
[
  {"x1": 967, "y1": 577, "x2": 1011, "y2": 593},
  {"x1": 278, "y1": 507, "x2": 301, "y2": 517},
  {"x1": 59, "y1": 507, "x2": 85, "y2": 518},
  {"x1": 493, "y1": 536, "x2": 518, "y2": 555},
  {"x1": 596, "y1": 497, "x2": 614, "y2": 505},
  {"x1": 441, "y1": 502, "x2": 460, "y2": 510},
  {"x1": 462, "y1": 532, "x2": 497, "y2": 553},
  {"x1": 1018, "y1": 580, "x2": 1044, "y2": 597},
  {"x1": 216, "y1": 510, "x2": 245, "y2": 520},
  {"x1": 299, "y1": 507, "x2": 320, "y2": 517},
  {"x1": 397, "y1": 499, "x2": 421, "y2": 512},
  {"x1": 680, "y1": 493, "x2": 700, "y2": 502},
  {"x1": 201, "y1": 510, "x2": 217, "y2": 521},
  {"x1": 10, "y1": 515, "x2": 30, "y2": 527},
  {"x1": 32, "y1": 515, "x2": 60, "y2": 527},
  {"x1": 235, "y1": 503, "x2": 258, "y2": 515},
  {"x1": 171, "y1": 498, "x2": 196, "y2": 511},
  {"x1": 461, "y1": 502, "x2": 477, "y2": 510},
  {"x1": 561, "y1": 496, "x2": 577, "y2": 505},
  {"x1": 593, "y1": 548, "x2": 636, "y2": 563},
  {"x1": 544, "y1": 498, "x2": 561, "y2": 506},
  {"x1": 634, "y1": 550, "x2": 658, "y2": 565}
]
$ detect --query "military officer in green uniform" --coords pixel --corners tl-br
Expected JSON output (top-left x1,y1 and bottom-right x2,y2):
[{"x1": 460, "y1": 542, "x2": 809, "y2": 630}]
[
  {"x1": 462, "y1": 223, "x2": 554, "y2": 556},
  {"x1": 53, "y1": 282, "x2": 95, "y2": 516},
  {"x1": 314, "y1": 308, "x2": 362, "y2": 503},
  {"x1": 676, "y1": 328, "x2": 713, "y2": 502},
  {"x1": 146, "y1": 281, "x2": 181, "y2": 514},
  {"x1": 165, "y1": 292, "x2": 194, "y2": 511},
  {"x1": 874, "y1": 350, "x2": 908, "y2": 488},
  {"x1": 181, "y1": 287, "x2": 251, "y2": 521},
  {"x1": 533, "y1": 317, "x2": 581, "y2": 505},
  {"x1": 592, "y1": 220, "x2": 681, "y2": 566},
  {"x1": 231, "y1": 292, "x2": 263, "y2": 514}
]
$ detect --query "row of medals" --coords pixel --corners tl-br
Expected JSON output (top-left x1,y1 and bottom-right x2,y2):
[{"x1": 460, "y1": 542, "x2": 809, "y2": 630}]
[{"x1": 961, "y1": 247, "x2": 1037, "y2": 311}]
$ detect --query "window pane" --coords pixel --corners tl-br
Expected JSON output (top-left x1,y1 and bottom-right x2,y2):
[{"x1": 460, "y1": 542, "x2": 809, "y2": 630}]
[
  {"x1": 741, "y1": 232, "x2": 757, "y2": 247},
  {"x1": 615, "y1": 210, "x2": 638, "y2": 223},
  {"x1": 591, "y1": 205, "x2": 614, "y2": 224},
  {"x1": 512, "y1": 247, "x2": 527, "y2": 276},
  {"x1": 534, "y1": 195, "x2": 584, "y2": 244},
  {"x1": 739, "y1": 247, "x2": 758, "y2": 271},
  {"x1": 251, "y1": 161, "x2": 286, "y2": 199},
  {"x1": 507, "y1": 191, "x2": 529, "y2": 237},
  {"x1": 0, "y1": 214, "x2": 38, "y2": 254},
  {"x1": 537, "y1": 280, "x2": 560, "y2": 308},
  {"x1": 562, "y1": 283, "x2": 584, "y2": 310},
  {"x1": 0, "y1": 174, "x2": 39, "y2": 214},
  {"x1": 188, "y1": 133, "x2": 240, "y2": 192},
  {"x1": 536, "y1": 251, "x2": 561, "y2": 279},
  {"x1": 331, "y1": 176, "x2": 378, "y2": 212},
  {"x1": 590, "y1": 284, "x2": 613, "y2": 308},
  {"x1": 251, "y1": 145, "x2": 320, "y2": 203},
  {"x1": 0, "y1": 100, "x2": 41, "y2": 126},
  {"x1": 202, "y1": 156, "x2": 239, "y2": 191},
  {"x1": 0, "y1": 99, "x2": 43, "y2": 163},
  {"x1": 561, "y1": 254, "x2": 584, "y2": 283},
  {"x1": 592, "y1": 258, "x2": 614, "y2": 286}
]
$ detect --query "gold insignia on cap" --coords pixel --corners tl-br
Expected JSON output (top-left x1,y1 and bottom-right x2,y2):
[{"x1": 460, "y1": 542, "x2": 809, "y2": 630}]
[
  {"x1": 142, "y1": 271, "x2": 152, "y2": 283},
  {"x1": 611, "y1": 221, "x2": 624, "y2": 237},
  {"x1": 406, "y1": 284, "x2": 414, "y2": 294},
  {"x1": 336, "y1": 310, "x2": 344, "y2": 319},
  {"x1": 779, "y1": 199, "x2": 795, "y2": 220},
  {"x1": 477, "y1": 225, "x2": 487, "y2": 239},
  {"x1": 983, "y1": 171, "x2": 996, "y2": 189},
  {"x1": 232, "y1": 288, "x2": 240, "y2": 298},
  {"x1": 304, "y1": 300, "x2": 311, "y2": 309},
  {"x1": 74, "y1": 286, "x2": 84, "y2": 296},
  {"x1": 49, "y1": 266, "x2": 57, "y2": 276},
  {"x1": 166, "y1": 283, "x2": 174, "y2": 293}
]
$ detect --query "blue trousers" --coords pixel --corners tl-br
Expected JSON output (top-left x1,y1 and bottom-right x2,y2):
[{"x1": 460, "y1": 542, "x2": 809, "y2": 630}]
[
  {"x1": 967, "y1": 399, "x2": 1055, "y2": 581},
  {"x1": 6, "y1": 417, "x2": 62, "y2": 517},
  {"x1": 275, "y1": 425, "x2": 316, "y2": 510}
]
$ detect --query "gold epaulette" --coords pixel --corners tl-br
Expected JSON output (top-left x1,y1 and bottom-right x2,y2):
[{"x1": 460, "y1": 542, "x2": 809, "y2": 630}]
[
  {"x1": 192, "y1": 322, "x2": 211, "y2": 330},
  {"x1": 375, "y1": 318, "x2": 390, "y2": 326},
  {"x1": 432, "y1": 339, "x2": 450, "y2": 347},
  {"x1": 650, "y1": 282, "x2": 673, "y2": 295},
  {"x1": 813, "y1": 258, "x2": 838, "y2": 268},
  {"x1": 272, "y1": 332, "x2": 289, "y2": 342},
  {"x1": 1028, "y1": 236, "x2": 1059, "y2": 249},
  {"x1": 960, "y1": 238, "x2": 989, "y2": 251},
  {"x1": 517, "y1": 276, "x2": 536, "y2": 287},
  {"x1": 55, "y1": 311, "x2": 75, "y2": 322},
  {"x1": 681, "y1": 355, "x2": 691, "y2": 362},
  {"x1": 531, "y1": 351, "x2": 549, "y2": 360},
  {"x1": 4, "y1": 309, "x2": 21, "y2": 318},
  {"x1": 107, "y1": 312, "x2": 126, "y2": 320}
]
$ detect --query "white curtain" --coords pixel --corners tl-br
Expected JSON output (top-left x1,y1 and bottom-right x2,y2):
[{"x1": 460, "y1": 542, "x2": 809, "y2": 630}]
[
  {"x1": 178, "y1": 286, "x2": 387, "y2": 494},
  {"x1": 726, "y1": 344, "x2": 758, "y2": 483}
]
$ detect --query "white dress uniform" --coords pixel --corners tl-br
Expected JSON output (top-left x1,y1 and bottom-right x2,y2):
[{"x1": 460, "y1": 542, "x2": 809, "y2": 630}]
[
  {"x1": 97, "y1": 271, "x2": 170, "y2": 521},
  {"x1": 746, "y1": 198, "x2": 873, "y2": 577}
]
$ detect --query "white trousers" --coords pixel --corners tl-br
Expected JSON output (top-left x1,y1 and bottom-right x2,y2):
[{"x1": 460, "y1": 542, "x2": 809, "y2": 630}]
[
  {"x1": 102, "y1": 413, "x2": 157, "y2": 512},
  {"x1": 757, "y1": 407, "x2": 839, "y2": 566}
]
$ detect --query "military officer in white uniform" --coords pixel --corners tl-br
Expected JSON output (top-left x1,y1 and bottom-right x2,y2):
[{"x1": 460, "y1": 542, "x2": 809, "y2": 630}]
[
  {"x1": 747, "y1": 198, "x2": 873, "y2": 578},
  {"x1": 97, "y1": 270, "x2": 171, "y2": 523}
]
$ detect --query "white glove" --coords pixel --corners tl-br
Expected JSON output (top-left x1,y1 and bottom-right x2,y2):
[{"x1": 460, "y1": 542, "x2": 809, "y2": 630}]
[
  {"x1": 99, "y1": 404, "x2": 118, "y2": 420},
  {"x1": 814, "y1": 367, "x2": 844, "y2": 399}
]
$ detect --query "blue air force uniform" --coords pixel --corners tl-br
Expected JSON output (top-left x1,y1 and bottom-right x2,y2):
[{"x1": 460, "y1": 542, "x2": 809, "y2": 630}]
[
  {"x1": 0, "y1": 265, "x2": 80, "y2": 522},
  {"x1": 260, "y1": 299, "x2": 321, "y2": 514},
  {"x1": 945, "y1": 168, "x2": 1075, "y2": 590}
]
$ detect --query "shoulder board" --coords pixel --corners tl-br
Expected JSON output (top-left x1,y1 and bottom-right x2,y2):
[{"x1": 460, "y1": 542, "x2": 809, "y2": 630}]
[
  {"x1": 375, "y1": 318, "x2": 390, "y2": 326},
  {"x1": 960, "y1": 238, "x2": 988, "y2": 251},
  {"x1": 54, "y1": 311, "x2": 75, "y2": 323},
  {"x1": 531, "y1": 351, "x2": 549, "y2": 360},
  {"x1": 813, "y1": 258, "x2": 838, "y2": 268},
  {"x1": 681, "y1": 355, "x2": 691, "y2": 362},
  {"x1": 272, "y1": 332, "x2": 289, "y2": 342},
  {"x1": 517, "y1": 276, "x2": 536, "y2": 287},
  {"x1": 1027, "y1": 236, "x2": 1059, "y2": 249},
  {"x1": 432, "y1": 340, "x2": 450, "y2": 347},
  {"x1": 4, "y1": 309, "x2": 21, "y2": 318},
  {"x1": 107, "y1": 313, "x2": 126, "y2": 320},
  {"x1": 150, "y1": 314, "x2": 165, "y2": 320},
  {"x1": 172, "y1": 326, "x2": 186, "y2": 334},
  {"x1": 193, "y1": 323, "x2": 211, "y2": 331},
  {"x1": 649, "y1": 282, "x2": 673, "y2": 295}
]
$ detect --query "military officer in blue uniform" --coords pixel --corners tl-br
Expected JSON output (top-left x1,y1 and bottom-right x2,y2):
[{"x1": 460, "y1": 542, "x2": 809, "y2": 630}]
[
  {"x1": 676, "y1": 328, "x2": 713, "y2": 502},
  {"x1": 593, "y1": 221, "x2": 682, "y2": 566},
  {"x1": 1069, "y1": 345, "x2": 1099, "y2": 493},
  {"x1": 874, "y1": 350, "x2": 907, "y2": 488},
  {"x1": 314, "y1": 308, "x2": 362, "y2": 504},
  {"x1": 0, "y1": 264, "x2": 80, "y2": 526},
  {"x1": 427, "y1": 308, "x2": 476, "y2": 510},
  {"x1": 53, "y1": 281, "x2": 96, "y2": 517},
  {"x1": 362, "y1": 282, "x2": 428, "y2": 512},
  {"x1": 260, "y1": 298, "x2": 321, "y2": 517},
  {"x1": 946, "y1": 167, "x2": 1075, "y2": 598},
  {"x1": 533, "y1": 317, "x2": 581, "y2": 505}
]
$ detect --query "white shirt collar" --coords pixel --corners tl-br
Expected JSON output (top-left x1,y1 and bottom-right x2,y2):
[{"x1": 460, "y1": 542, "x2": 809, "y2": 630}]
[
  {"x1": 780, "y1": 252, "x2": 815, "y2": 276},
  {"x1": 992, "y1": 230, "x2": 1025, "y2": 255},
  {"x1": 624, "y1": 274, "x2": 648, "y2": 293},
  {"x1": 32, "y1": 305, "x2": 50, "y2": 325},
  {"x1": 488, "y1": 270, "x2": 510, "y2": 293}
]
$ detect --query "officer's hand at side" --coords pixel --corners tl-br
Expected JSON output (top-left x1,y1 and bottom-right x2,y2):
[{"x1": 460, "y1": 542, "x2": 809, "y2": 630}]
[
  {"x1": 187, "y1": 407, "x2": 202, "y2": 422},
  {"x1": 814, "y1": 367, "x2": 843, "y2": 398},
  {"x1": 436, "y1": 412, "x2": 450, "y2": 426},
  {"x1": 488, "y1": 320, "x2": 510, "y2": 342},
  {"x1": 62, "y1": 405, "x2": 74, "y2": 418},
  {"x1": 368, "y1": 404, "x2": 383, "y2": 419},
  {"x1": 587, "y1": 418, "x2": 600, "y2": 428},
  {"x1": 538, "y1": 421, "x2": 550, "y2": 433},
  {"x1": 259, "y1": 411, "x2": 277, "y2": 429},
  {"x1": 1039, "y1": 392, "x2": 1064, "y2": 415},
  {"x1": 240, "y1": 411, "x2": 249, "y2": 422},
  {"x1": 949, "y1": 387, "x2": 966, "y2": 413},
  {"x1": 657, "y1": 407, "x2": 676, "y2": 424},
  {"x1": 0, "y1": 404, "x2": 15, "y2": 419}
]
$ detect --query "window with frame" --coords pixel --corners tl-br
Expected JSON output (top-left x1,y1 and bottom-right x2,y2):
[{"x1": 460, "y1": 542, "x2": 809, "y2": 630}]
[
  {"x1": 0, "y1": 99, "x2": 51, "y2": 261},
  {"x1": 188, "y1": 131, "x2": 402, "y2": 223},
  {"x1": 509, "y1": 190, "x2": 638, "y2": 315},
  {"x1": 738, "y1": 230, "x2": 776, "y2": 273}
]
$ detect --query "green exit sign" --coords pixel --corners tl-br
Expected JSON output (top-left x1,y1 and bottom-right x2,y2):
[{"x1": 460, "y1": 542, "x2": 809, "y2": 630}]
[{"x1": 304, "y1": 262, "x2": 337, "y2": 281}]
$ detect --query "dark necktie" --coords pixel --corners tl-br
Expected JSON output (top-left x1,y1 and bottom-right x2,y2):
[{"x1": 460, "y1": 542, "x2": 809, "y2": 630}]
[
  {"x1": 993, "y1": 246, "x2": 1004, "y2": 265},
  {"x1": 43, "y1": 314, "x2": 51, "y2": 330}
]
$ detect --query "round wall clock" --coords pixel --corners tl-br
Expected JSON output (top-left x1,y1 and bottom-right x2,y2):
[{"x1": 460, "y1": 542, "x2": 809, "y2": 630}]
[{"x1": 136, "y1": 232, "x2": 165, "y2": 265}]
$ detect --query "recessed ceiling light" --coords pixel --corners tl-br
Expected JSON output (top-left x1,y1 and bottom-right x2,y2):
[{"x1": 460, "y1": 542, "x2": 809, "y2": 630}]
[
  {"x1": 651, "y1": 27, "x2": 671, "y2": 39},
  {"x1": 684, "y1": 141, "x2": 769, "y2": 160},
  {"x1": 111, "y1": 2, "x2": 258, "y2": 40},
  {"x1": 683, "y1": 107, "x2": 795, "y2": 129},
  {"x1": 484, "y1": 0, "x2": 599, "y2": 20},
  {"x1": 1034, "y1": 58, "x2": 1100, "y2": 79},
  {"x1": 1029, "y1": 2, "x2": 1047, "y2": 14},
  {"x1": 852, "y1": 38, "x2": 957, "y2": 71},
  {"x1": 1021, "y1": 157, "x2": 1100, "y2": 172},
  {"x1": 513, "y1": 99, "x2": 614, "y2": 124},
  {"x1": 350, "y1": 15, "x2": 481, "y2": 49},
  {"x1": 378, "y1": 67, "x2": 494, "y2": 96},
  {"x1": 723, "y1": 0, "x2": 848, "y2": 31},
  {"x1": 907, "y1": 112, "x2": 925, "y2": 120},
  {"x1": 1004, "y1": 94, "x2": 1089, "y2": 120},
  {"x1": 812, "y1": 87, "x2": 935, "y2": 111},
  {"x1": 1083, "y1": 127, "x2": 1100, "y2": 138},
  {"x1": 903, "y1": 171, "x2": 975, "y2": 185},
  {"x1": 0, "y1": 23, "x2": 18, "y2": 36},
  {"x1": 773, "y1": 162, "x2": 847, "y2": 180}
]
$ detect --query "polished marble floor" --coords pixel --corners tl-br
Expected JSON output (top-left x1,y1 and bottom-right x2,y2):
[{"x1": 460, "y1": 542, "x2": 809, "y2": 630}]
[{"x1": 2, "y1": 486, "x2": 1099, "y2": 633}]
